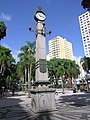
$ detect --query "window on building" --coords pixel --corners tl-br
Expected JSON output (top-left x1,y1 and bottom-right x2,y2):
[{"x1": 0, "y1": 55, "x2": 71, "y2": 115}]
[{"x1": 85, "y1": 45, "x2": 87, "y2": 47}]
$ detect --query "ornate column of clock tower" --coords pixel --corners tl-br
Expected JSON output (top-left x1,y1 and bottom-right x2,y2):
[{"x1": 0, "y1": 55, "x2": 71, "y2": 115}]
[
  {"x1": 35, "y1": 21, "x2": 48, "y2": 83},
  {"x1": 30, "y1": 7, "x2": 56, "y2": 113}
]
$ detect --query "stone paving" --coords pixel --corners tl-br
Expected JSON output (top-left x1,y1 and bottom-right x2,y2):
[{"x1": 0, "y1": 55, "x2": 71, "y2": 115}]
[
  {"x1": 0, "y1": 91, "x2": 90, "y2": 120},
  {"x1": 55, "y1": 92, "x2": 90, "y2": 120}
]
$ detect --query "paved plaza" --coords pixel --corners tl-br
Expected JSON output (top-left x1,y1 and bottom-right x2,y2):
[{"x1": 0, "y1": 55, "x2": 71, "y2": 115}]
[{"x1": 0, "y1": 90, "x2": 90, "y2": 120}]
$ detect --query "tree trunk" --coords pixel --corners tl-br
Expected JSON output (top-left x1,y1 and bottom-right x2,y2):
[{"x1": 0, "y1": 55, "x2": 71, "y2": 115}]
[
  {"x1": 28, "y1": 64, "x2": 31, "y2": 97},
  {"x1": 87, "y1": 80, "x2": 89, "y2": 92},
  {"x1": 25, "y1": 66, "x2": 27, "y2": 92},
  {"x1": 61, "y1": 76, "x2": 65, "y2": 94}
]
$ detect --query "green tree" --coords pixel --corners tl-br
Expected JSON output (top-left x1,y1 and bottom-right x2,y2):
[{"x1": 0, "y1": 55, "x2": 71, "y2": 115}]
[
  {"x1": 80, "y1": 56, "x2": 90, "y2": 73},
  {"x1": 81, "y1": 0, "x2": 90, "y2": 10},
  {"x1": 0, "y1": 21, "x2": 7, "y2": 40},
  {"x1": 80, "y1": 56, "x2": 90, "y2": 91},
  {"x1": 0, "y1": 45, "x2": 15, "y2": 77},
  {"x1": 18, "y1": 41, "x2": 36, "y2": 97},
  {"x1": 48, "y1": 58, "x2": 80, "y2": 92},
  {"x1": 0, "y1": 45, "x2": 15, "y2": 94}
]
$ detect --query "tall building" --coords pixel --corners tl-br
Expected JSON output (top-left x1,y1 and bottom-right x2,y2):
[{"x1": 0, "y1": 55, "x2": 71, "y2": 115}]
[
  {"x1": 49, "y1": 36, "x2": 73, "y2": 60},
  {"x1": 78, "y1": 11, "x2": 90, "y2": 58}
]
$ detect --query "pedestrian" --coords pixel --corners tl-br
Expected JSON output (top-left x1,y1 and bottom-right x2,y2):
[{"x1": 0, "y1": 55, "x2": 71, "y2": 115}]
[
  {"x1": 12, "y1": 88, "x2": 15, "y2": 96},
  {"x1": 73, "y1": 87, "x2": 76, "y2": 93}
]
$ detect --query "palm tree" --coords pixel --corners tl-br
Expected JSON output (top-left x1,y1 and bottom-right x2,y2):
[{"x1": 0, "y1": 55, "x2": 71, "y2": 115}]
[
  {"x1": 70, "y1": 60, "x2": 80, "y2": 85},
  {"x1": 56, "y1": 64, "x2": 65, "y2": 93},
  {"x1": 18, "y1": 41, "x2": 36, "y2": 97},
  {"x1": 18, "y1": 48, "x2": 28, "y2": 91},
  {"x1": 80, "y1": 56, "x2": 90, "y2": 73},
  {"x1": 80, "y1": 56, "x2": 90, "y2": 91}
]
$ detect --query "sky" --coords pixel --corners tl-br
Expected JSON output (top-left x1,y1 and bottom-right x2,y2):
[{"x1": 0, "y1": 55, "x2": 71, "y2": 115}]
[{"x1": 0, "y1": 0, "x2": 87, "y2": 62}]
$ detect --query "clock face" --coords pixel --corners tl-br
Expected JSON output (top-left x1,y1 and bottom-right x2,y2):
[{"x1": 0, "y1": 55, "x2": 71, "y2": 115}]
[{"x1": 35, "y1": 11, "x2": 46, "y2": 21}]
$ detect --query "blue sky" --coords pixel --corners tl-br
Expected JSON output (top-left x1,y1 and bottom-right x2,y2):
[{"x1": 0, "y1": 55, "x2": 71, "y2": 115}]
[{"x1": 0, "y1": 0, "x2": 86, "y2": 61}]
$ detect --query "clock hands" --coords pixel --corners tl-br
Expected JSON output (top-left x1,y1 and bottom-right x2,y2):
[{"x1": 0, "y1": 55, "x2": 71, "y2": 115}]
[
  {"x1": 35, "y1": 11, "x2": 46, "y2": 21},
  {"x1": 38, "y1": 13, "x2": 45, "y2": 19}
]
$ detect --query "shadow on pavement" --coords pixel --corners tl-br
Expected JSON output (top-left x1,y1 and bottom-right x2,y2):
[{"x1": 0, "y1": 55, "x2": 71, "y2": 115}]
[
  {"x1": 32, "y1": 112, "x2": 53, "y2": 120},
  {"x1": 0, "y1": 92, "x2": 54, "y2": 120},
  {"x1": 0, "y1": 97, "x2": 32, "y2": 120},
  {"x1": 58, "y1": 93, "x2": 90, "y2": 107}
]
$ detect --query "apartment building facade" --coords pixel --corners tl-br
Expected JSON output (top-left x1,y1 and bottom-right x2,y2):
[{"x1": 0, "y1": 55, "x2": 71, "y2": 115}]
[
  {"x1": 78, "y1": 11, "x2": 90, "y2": 58},
  {"x1": 49, "y1": 36, "x2": 73, "y2": 60}
]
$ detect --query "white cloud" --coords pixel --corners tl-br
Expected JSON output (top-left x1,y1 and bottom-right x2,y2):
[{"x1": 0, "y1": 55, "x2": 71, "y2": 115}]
[
  {"x1": 74, "y1": 56, "x2": 82, "y2": 63},
  {"x1": 46, "y1": 54, "x2": 50, "y2": 61},
  {"x1": 12, "y1": 50, "x2": 20, "y2": 63},
  {"x1": 2, "y1": 43, "x2": 11, "y2": 49},
  {"x1": 0, "y1": 12, "x2": 12, "y2": 21}
]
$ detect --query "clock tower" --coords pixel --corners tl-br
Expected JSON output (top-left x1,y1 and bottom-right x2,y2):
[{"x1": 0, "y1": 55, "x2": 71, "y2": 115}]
[{"x1": 30, "y1": 7, "x2": 56, "y2": 113}]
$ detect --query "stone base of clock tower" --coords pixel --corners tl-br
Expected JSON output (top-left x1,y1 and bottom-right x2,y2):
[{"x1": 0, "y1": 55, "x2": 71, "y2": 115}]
[{"x1": 30, "y1": 86, "x2": 57, "y2": 113}]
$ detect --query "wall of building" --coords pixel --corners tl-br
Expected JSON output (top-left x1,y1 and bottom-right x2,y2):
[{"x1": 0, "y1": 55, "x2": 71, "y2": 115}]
[
  {"x1": 78, "y1": 11, "x2": 90, "y2": 58},
  {"x1": 49, "y1": 36, "x2": 73, "y2": 60}
]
